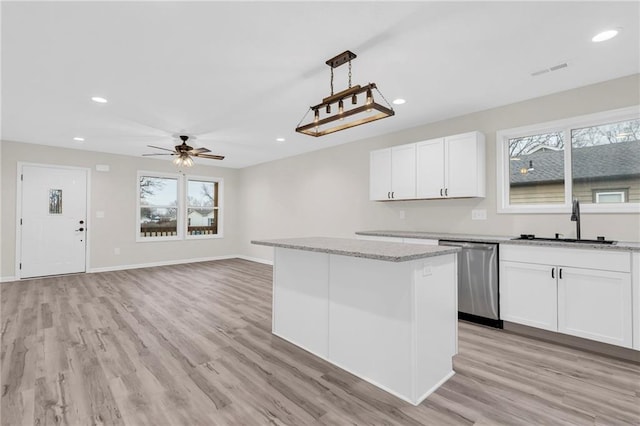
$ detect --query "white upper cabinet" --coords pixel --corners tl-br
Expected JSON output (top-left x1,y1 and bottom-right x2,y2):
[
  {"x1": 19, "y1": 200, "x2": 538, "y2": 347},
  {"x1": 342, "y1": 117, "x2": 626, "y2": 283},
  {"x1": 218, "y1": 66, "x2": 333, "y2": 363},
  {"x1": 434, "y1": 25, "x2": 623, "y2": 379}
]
[
  {"x1": 417, "y1": 131, "x2": 486, "y2": 199},
  {"x1": 370, "y1": 148, "x2": 392, "y2": 201},
  {"x1": 369, "y1": 144, "x2": 416, "y2": 200},
  {"x1": 370, "y1": 131, "x2": 485, "y2": 201},
  {"x1": 415, "y1": 138, "x2": 445, "y2": 198}
]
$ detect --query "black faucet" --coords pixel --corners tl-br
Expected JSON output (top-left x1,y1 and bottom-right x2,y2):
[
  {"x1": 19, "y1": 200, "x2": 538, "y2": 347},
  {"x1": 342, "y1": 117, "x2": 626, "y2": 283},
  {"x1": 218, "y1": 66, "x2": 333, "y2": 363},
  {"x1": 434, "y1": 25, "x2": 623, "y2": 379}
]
[{"x1": 570, "y1": 199, "x2": 581, "y2": 240}]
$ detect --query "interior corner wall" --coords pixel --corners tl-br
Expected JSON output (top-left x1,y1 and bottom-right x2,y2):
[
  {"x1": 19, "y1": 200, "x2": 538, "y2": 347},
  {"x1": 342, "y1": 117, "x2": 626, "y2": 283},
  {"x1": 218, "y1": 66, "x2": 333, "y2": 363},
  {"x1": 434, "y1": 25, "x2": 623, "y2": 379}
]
[
  {"x1": 0, "y1": 142, "x2": 241, "y2": 280},
  {"x1": 238, "y1": 74, "x2": 640, "y2": 262}
]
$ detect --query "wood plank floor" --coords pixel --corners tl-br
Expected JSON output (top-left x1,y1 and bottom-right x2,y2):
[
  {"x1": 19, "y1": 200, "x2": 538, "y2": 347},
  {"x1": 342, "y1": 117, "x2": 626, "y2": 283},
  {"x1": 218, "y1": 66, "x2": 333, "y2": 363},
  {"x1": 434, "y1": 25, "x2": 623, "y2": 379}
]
[{"x1": 2, "y1": 259, "x2": 639, "y2": 425}]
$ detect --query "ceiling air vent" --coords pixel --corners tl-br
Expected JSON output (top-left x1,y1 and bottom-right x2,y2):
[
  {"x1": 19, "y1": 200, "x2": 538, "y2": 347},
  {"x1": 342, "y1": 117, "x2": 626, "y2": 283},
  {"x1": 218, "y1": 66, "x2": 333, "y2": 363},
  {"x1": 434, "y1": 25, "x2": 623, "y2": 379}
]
[{"x1": 531, "y1": 62, "x2": 568, "y2": 77}]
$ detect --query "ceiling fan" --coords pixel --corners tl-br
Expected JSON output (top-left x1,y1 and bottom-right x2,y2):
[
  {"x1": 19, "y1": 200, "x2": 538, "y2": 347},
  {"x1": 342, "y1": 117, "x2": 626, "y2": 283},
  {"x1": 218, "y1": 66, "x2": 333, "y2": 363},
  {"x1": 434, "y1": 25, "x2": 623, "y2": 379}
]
[{"x1": 143, "y1": 135, "x2": 224, "y2": 166}]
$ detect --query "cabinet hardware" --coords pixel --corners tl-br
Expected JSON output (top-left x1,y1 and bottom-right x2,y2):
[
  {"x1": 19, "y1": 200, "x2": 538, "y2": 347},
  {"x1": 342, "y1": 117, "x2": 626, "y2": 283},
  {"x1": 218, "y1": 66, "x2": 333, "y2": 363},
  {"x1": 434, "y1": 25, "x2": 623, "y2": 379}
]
[
  {"x1": 440, "y1": 188, "x2": 443, "y2": 196},
  {"x1": 387, "y1": 191, "x2": 390, "y2": 199},
  {"x1": 551, "y1": 268, "x2": 555, "y2": 279},
  {"x1": 391, "y1": 192, "x2": 394, "y2": 198},
  {"x1": 559, "y1": 268, "x2": 563, "y2": 279},
  {"x1": 445, "y1": 188, "x2": 448, "y2": 196}
]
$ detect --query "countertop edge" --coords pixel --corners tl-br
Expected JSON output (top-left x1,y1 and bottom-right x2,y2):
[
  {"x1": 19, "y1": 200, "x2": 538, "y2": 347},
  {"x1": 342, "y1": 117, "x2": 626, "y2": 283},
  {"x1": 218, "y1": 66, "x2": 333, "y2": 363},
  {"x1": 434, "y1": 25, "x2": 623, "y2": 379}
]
[{"x1": 251, "y1": 239, "x2": 461, "y2": 262}]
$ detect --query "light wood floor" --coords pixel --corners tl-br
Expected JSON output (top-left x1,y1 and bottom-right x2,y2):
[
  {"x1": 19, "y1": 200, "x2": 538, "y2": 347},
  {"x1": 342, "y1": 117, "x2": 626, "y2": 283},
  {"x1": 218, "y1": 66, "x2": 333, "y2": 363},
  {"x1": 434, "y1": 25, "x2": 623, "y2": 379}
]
[{"x1": 2, "y1": 259, "x2": 639, "y2": 425}]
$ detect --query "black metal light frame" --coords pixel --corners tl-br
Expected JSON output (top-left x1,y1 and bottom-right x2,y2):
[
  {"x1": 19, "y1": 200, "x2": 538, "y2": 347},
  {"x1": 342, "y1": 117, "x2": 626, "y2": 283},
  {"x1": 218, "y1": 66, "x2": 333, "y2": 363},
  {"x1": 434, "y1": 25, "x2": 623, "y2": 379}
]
[{"x1": 296, "y1": 51, "x2": 395, "y2": 137}]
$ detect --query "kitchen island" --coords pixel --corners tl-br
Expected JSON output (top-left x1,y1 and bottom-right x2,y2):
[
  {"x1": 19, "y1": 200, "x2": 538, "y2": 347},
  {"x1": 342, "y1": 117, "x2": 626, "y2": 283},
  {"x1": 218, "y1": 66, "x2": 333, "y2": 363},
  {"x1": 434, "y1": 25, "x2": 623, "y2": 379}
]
[{"x1": 251, "y1": 237, "x2": 460, "y2": 405}]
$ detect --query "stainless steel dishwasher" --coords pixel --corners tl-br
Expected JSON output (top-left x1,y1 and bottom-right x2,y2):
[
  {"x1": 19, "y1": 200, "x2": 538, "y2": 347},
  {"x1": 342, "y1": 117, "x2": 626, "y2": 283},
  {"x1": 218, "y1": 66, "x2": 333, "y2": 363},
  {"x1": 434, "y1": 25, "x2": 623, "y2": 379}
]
[{"x1": 438, "y1": 240, "x2": 502, "y2": 328}]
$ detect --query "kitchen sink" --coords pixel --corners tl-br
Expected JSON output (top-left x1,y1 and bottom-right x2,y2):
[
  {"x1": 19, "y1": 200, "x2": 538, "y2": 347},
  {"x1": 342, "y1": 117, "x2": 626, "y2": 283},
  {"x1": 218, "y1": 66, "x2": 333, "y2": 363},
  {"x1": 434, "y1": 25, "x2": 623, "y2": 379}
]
[{"x1": 513, "y1": 235, "x2": 617, "y2": 245}]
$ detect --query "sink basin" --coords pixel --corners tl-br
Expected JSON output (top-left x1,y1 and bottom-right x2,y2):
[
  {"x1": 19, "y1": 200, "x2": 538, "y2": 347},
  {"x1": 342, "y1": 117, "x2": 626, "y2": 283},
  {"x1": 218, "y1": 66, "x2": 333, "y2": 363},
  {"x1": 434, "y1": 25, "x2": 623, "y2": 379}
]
[{"x1": 513, "y1": 236, "x2": 617, "y2": 245}]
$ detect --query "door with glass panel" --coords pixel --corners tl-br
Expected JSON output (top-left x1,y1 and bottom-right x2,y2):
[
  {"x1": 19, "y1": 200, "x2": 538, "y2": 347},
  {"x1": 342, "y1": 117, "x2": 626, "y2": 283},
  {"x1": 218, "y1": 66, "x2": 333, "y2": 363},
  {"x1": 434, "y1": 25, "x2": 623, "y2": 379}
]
[{"x1": 20, "y1": 165, "x2": 88, "y2": 278}]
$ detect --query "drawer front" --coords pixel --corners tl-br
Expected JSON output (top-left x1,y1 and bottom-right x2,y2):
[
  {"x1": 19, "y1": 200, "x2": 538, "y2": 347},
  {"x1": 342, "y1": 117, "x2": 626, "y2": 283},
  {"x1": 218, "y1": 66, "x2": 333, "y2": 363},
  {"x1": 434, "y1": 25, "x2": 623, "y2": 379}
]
[{"x1": 500, "y1": 244, "x2": 630, "y2": 272}]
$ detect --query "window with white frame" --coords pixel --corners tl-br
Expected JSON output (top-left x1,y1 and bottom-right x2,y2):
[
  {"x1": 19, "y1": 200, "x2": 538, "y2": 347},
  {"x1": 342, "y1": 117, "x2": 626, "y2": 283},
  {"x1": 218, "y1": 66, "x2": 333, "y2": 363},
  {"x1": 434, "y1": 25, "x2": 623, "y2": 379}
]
[
  {"x1": 137, "y1": 172, "x2": 223, "y2": 240},
  {"x1": 497, "y1": 106, "x2": 640, "y2": 214},
  {"x1": 139, "y1": 174, "x2": 180, "y2": 239}
]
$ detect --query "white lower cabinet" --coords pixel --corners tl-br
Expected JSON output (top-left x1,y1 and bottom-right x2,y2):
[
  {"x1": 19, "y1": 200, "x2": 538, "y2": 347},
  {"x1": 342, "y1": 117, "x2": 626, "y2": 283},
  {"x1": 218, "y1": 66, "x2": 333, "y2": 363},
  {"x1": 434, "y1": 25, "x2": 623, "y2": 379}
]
[
  {"x1": 558, "y1": 267, "x2": 631, "y2": 347},
  {"x1": 501, "y1": 261, "x2": 557, "y2": 332},
  {"x1": 500, "y1": 245, "x2": 633, "y2": 349}
]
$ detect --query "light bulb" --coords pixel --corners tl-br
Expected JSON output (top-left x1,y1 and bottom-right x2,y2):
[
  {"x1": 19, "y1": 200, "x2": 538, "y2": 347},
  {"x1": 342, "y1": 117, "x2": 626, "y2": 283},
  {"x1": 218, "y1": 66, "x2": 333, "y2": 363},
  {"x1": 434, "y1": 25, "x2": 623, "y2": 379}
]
[
  {"x1": 338, "y1": 100, "x2": 344, "y2": 120},
  {"x1": 366, "y1": 88, "x2": 373, "y2": 112},
  {"x1": 314, "y1": 109, "x2": 319, "y2": 123},
  {"x1": 173, "y1": 156, "x2": 181, "y2": 165},
  {"x1": 351, "y1": 94, "x2": 357, "y2": 104},
  {"x1": 326, "y1": 104, "x2": 331, "y2": 114}
]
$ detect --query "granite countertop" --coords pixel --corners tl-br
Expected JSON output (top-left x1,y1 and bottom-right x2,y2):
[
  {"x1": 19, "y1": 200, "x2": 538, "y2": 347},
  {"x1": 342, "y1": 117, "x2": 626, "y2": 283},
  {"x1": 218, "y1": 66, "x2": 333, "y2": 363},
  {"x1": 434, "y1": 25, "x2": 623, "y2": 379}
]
[
  {"x1": 356, "y1": 230, "x2": 640, "y2": 252},
  {"x1": 251, "y1": 237, "x2": 460, "y2": 262},
  {"x1": 355, "y1": 230, "x2": 513, "y2": 244},
  {"x1": 501, "y1": 238, "x2": 640, "y2": 252}
]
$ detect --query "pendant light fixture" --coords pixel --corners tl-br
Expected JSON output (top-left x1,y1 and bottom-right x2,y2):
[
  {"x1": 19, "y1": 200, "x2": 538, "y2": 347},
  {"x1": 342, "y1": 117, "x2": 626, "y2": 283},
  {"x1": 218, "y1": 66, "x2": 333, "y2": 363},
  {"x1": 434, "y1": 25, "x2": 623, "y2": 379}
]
[{"x1": 295, "y1": 50, "x2": 395, "y2": 137}]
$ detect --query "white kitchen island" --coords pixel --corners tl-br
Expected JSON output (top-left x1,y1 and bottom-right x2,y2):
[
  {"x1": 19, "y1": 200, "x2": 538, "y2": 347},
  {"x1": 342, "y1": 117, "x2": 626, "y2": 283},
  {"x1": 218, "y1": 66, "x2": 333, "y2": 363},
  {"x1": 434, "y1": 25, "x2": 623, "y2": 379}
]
[{"x1": 251, "y1": 237, "x2": 460, "y2": 405}]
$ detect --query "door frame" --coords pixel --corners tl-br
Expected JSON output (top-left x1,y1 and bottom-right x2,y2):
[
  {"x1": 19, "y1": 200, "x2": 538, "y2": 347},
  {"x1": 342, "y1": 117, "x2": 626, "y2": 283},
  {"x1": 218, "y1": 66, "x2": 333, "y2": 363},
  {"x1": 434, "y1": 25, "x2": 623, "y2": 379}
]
[{"x1": 15, "y1": 162, "x2": 92, "y2": 280}]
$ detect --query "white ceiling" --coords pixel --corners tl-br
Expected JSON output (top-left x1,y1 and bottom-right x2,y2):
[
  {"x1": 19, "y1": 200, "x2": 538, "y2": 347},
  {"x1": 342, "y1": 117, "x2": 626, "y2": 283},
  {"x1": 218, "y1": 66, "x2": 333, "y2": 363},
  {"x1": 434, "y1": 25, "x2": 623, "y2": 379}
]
[{"x1": 2, "y1": 1, "x2": 639, "y2": 168}]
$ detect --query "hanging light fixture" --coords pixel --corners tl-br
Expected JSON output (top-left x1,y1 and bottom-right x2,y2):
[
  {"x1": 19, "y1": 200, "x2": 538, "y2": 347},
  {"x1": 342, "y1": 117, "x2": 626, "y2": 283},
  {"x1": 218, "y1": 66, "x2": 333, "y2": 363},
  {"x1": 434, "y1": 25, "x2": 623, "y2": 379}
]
[{"x1": 296, "y1": 50, "x2": 395, "y2": 137}]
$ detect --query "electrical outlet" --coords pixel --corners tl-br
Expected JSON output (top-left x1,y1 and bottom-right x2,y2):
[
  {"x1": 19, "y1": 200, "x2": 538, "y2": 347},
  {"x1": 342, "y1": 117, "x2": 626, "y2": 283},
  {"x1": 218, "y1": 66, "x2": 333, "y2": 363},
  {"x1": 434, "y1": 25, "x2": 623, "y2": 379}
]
[
  {"x1": 96, "y1": 211, "x2": 105, "y2": 218},
  {"x1": 399, "y1": 210, "x2": 406, "y2": 220},
  {"x1": 472, "y1": 209, "x2": 487, "y2": 220},
  {"x1": 422, "y1": 265, "x2": 432, "y2": 276}
]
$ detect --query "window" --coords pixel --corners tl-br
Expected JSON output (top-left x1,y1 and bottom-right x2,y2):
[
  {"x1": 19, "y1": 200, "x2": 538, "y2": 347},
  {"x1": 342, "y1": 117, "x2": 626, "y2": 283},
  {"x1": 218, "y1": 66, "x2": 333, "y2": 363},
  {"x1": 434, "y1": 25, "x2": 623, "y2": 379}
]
[
  {"x1": 137, "y1": 172, "x2": 223, "y2": 241},
  {"x1": 594, "y1": 190, "x2": 626, "y2": 204},
  {"x1": 139, "y1": 175, "x2": 179, "y2": 240},
  {"x1": 186, "y1": 178, "x2": 219, "y2": 237},
  {"x1": 497, "y1": 106, "x2": 640, "y2": 213}
]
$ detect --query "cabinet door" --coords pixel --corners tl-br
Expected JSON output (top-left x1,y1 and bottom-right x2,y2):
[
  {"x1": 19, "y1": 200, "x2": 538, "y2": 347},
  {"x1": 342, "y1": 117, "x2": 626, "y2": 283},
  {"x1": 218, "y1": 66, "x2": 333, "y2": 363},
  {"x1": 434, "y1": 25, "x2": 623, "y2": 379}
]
[
  {"x1": 370, "y1": 148, "x2": 392, "y2": 200},
  {"x1": 416, "y1": 138, "x2": 445, "y2": 198},
  {"x1": 445, "y1": 132, "x2": 483, "y2": 198},
  {"x1": 391, "y1": 144, "x2": 416, "y2": 199},
  {"x1": 558, "y1": 267, "x2": 632, "y2": 348},
  {"x1": 500, "y1": 261, "x2": 557, "y2": 331}
]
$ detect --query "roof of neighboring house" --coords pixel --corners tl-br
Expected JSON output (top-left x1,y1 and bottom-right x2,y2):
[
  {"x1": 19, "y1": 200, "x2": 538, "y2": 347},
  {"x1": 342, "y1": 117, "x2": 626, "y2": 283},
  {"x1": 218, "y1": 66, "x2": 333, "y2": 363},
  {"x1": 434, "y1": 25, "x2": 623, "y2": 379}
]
[
  {"x1": 187, "y1": 208, "x2": 214, "y2": 217},
  {"x1": 510, "y1": 140, "x2": 640, "y2": 185}
]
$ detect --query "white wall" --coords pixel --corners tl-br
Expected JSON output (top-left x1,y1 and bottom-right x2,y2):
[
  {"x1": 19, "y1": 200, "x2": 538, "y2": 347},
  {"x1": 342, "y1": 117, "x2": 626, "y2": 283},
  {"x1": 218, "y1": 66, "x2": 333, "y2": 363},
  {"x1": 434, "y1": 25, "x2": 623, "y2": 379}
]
[
  {"x1": 239, "y1": 74, "x2": 640, "y2": 262},
  {"x1": 0, "y1": 142, "x2": 241, "y2": 280}
]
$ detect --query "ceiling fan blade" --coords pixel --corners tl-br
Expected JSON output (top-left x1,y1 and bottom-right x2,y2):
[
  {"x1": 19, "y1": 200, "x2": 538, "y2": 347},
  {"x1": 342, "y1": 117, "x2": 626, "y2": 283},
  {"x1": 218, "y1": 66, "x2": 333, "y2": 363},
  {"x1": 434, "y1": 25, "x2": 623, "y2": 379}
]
[
  {"x1": 142, "y1": 153, "x2": 175, "y2": 156},
  {"x1": 194, "y1": 153, "x2": 225, "y2": 160},
  {"x1": 191, "y1": 147, "x2": 211, "y2": 154},
  {"x1": 147, "y1": 145, "x2": 176, "y2": 153}
]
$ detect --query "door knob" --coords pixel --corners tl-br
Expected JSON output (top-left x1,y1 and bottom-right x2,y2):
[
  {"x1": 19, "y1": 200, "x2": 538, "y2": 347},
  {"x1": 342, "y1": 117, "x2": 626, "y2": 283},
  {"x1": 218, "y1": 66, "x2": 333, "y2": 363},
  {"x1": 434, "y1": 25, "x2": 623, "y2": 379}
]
[{"x1": 76, "y1": 227, "x2": 85, "y2": 232}]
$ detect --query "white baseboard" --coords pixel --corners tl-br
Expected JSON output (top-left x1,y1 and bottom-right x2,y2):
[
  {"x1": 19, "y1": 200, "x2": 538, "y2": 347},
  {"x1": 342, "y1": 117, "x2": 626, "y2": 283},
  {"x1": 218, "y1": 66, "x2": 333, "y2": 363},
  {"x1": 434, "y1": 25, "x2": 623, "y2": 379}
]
[
  {"x1": 236, "y1": 255, "x2": 273, "y2": 265},
  {"x1": 87, "y1": 255, "x2": 238, "y2": 274},
  {"x1": 3, "y1": 255, "x2": 271, "y2": 281}
]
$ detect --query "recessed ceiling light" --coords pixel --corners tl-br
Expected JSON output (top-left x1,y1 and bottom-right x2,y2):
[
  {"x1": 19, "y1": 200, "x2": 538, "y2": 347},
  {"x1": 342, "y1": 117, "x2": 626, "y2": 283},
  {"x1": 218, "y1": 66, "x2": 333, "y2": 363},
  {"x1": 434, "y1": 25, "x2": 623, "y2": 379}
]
[
  {"x1": 392, "y1": 98, "x2": 406, "y2": 105},
  {"x1": 592, "y1": 29, "x2": 619, "y2": 42},
  {"x1": 73, "y1": 137, "x2": 85, "y2": 142},
  {"x1": 91, "y1": 96, "x2": 108, "y2": 103},
  {"x1": 276, "y1": 137, "x2": 286, "y2": 142}
]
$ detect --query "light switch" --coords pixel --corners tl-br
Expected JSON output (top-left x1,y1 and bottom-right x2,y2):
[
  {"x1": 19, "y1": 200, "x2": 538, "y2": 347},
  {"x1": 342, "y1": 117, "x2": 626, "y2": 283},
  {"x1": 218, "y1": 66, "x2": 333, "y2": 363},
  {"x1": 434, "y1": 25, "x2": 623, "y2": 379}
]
[
  {"x1": 96, "y1": 164, "x2": 110, "y2": 172},
  {"x1": 399, "y1": 210, "x2": 406, "y2": 220},
  {"x1": 96, "y1": 211, "x2": 105, "y2": 218},
  {"x1": 472, "y1": 209, "x2": 487, "y2": 220}
]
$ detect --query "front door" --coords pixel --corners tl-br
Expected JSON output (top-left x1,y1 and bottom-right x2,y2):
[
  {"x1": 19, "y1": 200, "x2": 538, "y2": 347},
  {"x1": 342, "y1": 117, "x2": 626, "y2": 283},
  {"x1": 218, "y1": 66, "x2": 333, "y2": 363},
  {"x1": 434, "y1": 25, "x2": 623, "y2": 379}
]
[{"x1": 20, "y1": 165, "x2": 88, "y2": 278}]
